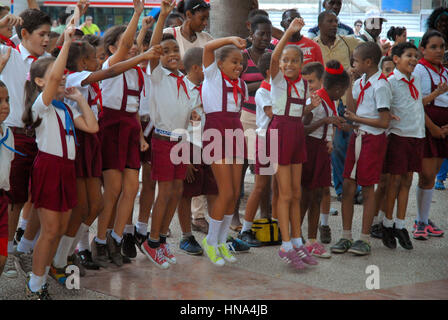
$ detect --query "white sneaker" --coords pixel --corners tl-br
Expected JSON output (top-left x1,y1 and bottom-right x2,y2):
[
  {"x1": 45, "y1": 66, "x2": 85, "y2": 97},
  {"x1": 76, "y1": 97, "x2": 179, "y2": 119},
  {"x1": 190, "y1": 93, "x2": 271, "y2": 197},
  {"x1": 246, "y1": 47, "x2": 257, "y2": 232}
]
[{"x1": 2, "y1": 256, "x2": 18, "y2": 278}]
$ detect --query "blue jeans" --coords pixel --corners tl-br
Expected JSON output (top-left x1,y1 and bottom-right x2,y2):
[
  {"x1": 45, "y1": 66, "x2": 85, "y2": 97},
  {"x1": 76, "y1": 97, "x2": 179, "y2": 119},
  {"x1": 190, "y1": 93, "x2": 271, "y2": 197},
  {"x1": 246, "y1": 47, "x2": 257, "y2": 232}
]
[
  {"x1": 331, "y1": 101, "x2": 361, "y2": 196},
  {"x1": 436, "y1": 159, "x2": 448, "y2": 181}
]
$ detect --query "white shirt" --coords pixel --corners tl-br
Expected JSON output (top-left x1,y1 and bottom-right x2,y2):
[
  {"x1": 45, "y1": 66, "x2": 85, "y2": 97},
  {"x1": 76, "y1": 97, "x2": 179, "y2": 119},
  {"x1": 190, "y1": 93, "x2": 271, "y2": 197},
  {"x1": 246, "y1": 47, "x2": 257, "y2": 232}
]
[
  {"x1": 149, "y1": 64, "x2": 200, "y2": 135},
  {"x1": 271, "y1": 72, "x2": 308, "y2": 117},
  {"x1": 386, "y1": 68, "x2": 425, "y2": 138},
  {"x1": 308, "y1": 98, "x2": 335, "y2": 141},
  {"x1": 353, "y1": 71, "x2": 390, "y2": 135},
  {"x1": 32, "y1": 94, "x2": 81, "y2": 160},
  {"x1": 202, "y1": 61, "x2": 248, "y2": 114},
  {"x1": 184, "y1": 77, "x2": 204, "y2": 148},
  {"x1": 414, "y1": 63, "x2": 448, "y2": 108},
  {"x1": 139, "y1": 71, "x2": 151, "y2": 117},
  {"x1": 65, "y1": 71, "x2": 101, "y2": 119},
  {"x1": 254, "y1": 86, "x2": 272, "y2": 137},
  {"x1": 0, "y1": 123, "x2": 14, "y2": 191},
  {"x1": 100, "y1": 58, "x2": 141, "y2": 113},
  {"x1": 163, "y1": 26, "x2": 213, "y2": 58}
]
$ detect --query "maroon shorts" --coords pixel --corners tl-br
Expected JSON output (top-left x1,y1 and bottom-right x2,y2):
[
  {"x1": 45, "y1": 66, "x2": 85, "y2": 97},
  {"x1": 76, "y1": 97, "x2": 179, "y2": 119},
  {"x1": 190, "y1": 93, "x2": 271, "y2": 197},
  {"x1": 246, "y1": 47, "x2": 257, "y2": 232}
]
[
  {"x1": 302, "y1": 136, "x2": 331, "y2": 189},
  {"x1": 267, "y1": 115, "x2": 307, "y2": 166},
  {"x1": 140, "y1": 120, "x2": 153, "y2": 164},
  {"x1": 183, "y1": 143, "x2": 218, "y2": 198},
  {"x1": 202, "y1": 112, "x2": 247, "y2": 162},
  {"x1": 75, "y1": 129, "x2": 102, "y2": 178},
  {"x1": 0, "y1": 238, "x2": 6, "y2": 257},
  {"x1": 0, "y1": 190, "x2": 8, "y2": 240},
  {"x1": 8, "y1": 132, "x2": 38, "y2": 204},
  {"x1": 151, "y1": 136, "x2": 187, "y2": 182},
  {"x1": 343, "y1": 132, "x2": 387, "y2": 186},
  {"x1": 30, "y1": 152, "x2": 77, "y2": 212},
  {"x1": 383, "y1": 133, "x2": 424, "y2": 175},
  {"x1": 423, "y1": 105, "x2": 448, "y2": 159},
  {"x1": 99, "y1": 107, "x2": 141, "y2": 171}
]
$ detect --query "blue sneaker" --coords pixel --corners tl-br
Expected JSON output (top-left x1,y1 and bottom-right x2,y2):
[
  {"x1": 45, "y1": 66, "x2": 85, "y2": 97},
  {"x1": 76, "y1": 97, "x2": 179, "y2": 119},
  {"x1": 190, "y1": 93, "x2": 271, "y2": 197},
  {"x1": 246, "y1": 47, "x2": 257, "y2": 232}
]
[
  {"x1": 435, "y1": 180, "x2": 446, "y2": 190},
  {"x1": 179, "y1": 235, "x2": 203, "y2": 255},
  {"x1": 226, "y1": 236, "x2": 250, "y2": 253}
]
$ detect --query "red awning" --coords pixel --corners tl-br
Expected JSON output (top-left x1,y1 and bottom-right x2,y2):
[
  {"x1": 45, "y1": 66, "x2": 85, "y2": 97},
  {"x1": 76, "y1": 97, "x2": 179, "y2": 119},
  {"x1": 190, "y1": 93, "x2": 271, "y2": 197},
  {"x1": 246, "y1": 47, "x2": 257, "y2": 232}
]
[{"x1": 43, "y1": 0, "x2": 209, "y2": 8}]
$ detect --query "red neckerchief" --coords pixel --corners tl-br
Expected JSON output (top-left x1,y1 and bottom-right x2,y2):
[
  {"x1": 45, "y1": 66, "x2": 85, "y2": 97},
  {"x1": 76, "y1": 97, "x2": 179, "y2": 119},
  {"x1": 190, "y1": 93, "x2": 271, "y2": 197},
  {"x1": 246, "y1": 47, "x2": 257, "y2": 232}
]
[
  {"x1": 221, "y1": 71, "x2": 243, "y2": 105},
  {"x1": 378, "y1": 73, "x2": 388, "y2": 81},
  {"x1": 16, "y1": 46, "x2": 37, "y2": 62},
  {"x1": 133, "y1": 66, "x2": 145, "y2": 96},
  {"x1": 418, "y1": 58, "x2": 448, "y2": 83},
  {"x1": 356, "y1": 78, "x2": 372, "y2": 109},
  {"x1": 0, "y1": 34, "x2": 16, "y2": 49},
  {"x1": 284, "y1": 75, "x2": 302, "y2": 98},
  {"x1": 194, "y1": 84, "x2": 202, "y2": 104},
  {"x1": 401, "y1": 77, "x2": 419, "y2": 100},
  {"x1": 141, "y1": 66, "x2": 147, "y2": 74},
  {"x1": 316, "y1": 88, "x2": 337, "y2": 115},
  {"x1": 67, "y1": 70, "x2": 103, "y2": 111},
  {"x1": 260, "y1": 80, "x2": 271, "y2": 91},
  {"x1": 169, "y1": 72, "x2": 190, "y2": 99}
]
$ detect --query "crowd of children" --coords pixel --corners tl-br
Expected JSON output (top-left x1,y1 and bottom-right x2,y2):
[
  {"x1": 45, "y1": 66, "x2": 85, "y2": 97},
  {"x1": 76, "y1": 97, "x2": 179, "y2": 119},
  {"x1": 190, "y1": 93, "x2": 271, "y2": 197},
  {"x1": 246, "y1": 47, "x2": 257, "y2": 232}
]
[{"x1": 0, "y1": 0, "x2": 447, "y2": 300}]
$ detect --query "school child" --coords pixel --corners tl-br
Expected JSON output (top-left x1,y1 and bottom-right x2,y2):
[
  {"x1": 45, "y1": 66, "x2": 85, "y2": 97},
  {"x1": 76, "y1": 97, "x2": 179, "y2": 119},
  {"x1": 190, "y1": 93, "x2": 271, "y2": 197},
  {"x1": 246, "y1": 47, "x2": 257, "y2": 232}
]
[
  {"x1": 381, "y1": 56, "x2": 395, "y2": 77},
  {"x1": 330, "y1": 42, "x2": 392, "y2": 255},
  {"x1": 238, "y1": 52, "x2": 273, "y2": 247},
  {"x1": 413, "y1": 30, "x2": 448, "y2": 240},
  {"x1": 380, "y1": 42, "x2": 426, "y2": 250},
  {"x1": 22, "y1": 25, "x2": 98, "y2": 299},
  {"x1": 143, "y1": 0, "x2": 200, "y2": 269},
  {"x1": 301, "y1": 61, "x2": 347, "y2": 258},
  {"x1": 269, "y1": 17, "x2": 320, "y2": 270},
  {"x1": 92, "y1": 0, "x2": 149, "y2": 268},
  {"x1": 0, "y1": 81, "x2": 17, "y2": 278},
  {"x1": 0, "y1": 8, "x2": 52, "y2": 275},
  {"x1": 176, "y1": 46, "x2": 217, "y2": 256}
]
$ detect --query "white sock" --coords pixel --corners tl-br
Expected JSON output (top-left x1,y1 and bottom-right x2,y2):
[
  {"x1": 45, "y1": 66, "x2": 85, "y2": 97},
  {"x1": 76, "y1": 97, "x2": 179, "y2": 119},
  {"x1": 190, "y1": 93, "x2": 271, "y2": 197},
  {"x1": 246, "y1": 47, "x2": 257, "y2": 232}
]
[
  {"x1": 136, "y1": 222, "x2": 148, "y2": 236},
  {"x1": 383, "y1": 217, "x2": 394, "y2": 228},
  {"x1": 218, "y1": 215, "x2": 233, "y2": 244},
  {"x1": 281, "y1": 241, "x2": 293, "y2": 251},
  {"x1": 395, "y1": 218, "x2": 405, "y2": 230},
  {"x1": 18, "y1": 219, "x2": 28, "y2": 230},
  {"x1": 206, "y1": 218, "x2": 222, "y2": 247},
  {"x1": 69, "y1": 223, "x2": 89, "y2": 255},
  {"x1": 95, "y1": 236, "x2": 106, "y2": 245},
  {"x1": 29, "y1": 273, "x2": 45, "y2": 292},
  {"x1": 241, "y1": 220, "x2": 253, "y2": 233},
  {"x1": 7, "y1": 241, "x2": 14, "y2": 253},
  {"x1": 77, "y1": 226, "x2": 91, "y2": 252},
  {"x1": 360, "y1": 233, "x2": 370, "y2": 242},
  {"x1": 111, "y1": 230, "x2": 122, "y2": 244},
  {"x1": 343, "y1": 230, "x2": 352, "y2": 240},
  {"x1": 320, "y1": 213, "x2": 329, "y2": 226},
  {"x1": 17, "y1": 237, "x2": 34, "y2": 253},
  {"x1": 43, "y1": 266, "x2": 50, "y2": 284},
  {"x1": 378, "y1": 210, "x2": 385, "y2": 222},
  {"x1": 416, "y1": 187, "x2": 433, "y2": 224},
  {"x1": 373, "y1": 216, "x2": 379, "y2": 225},
  {"x1": 124, "y1": 224, "x2": 134, "y2": 235},
  {"x1": 291, "y1": 237, "x2": 303, "y2": 248},
  {"x1": 53, "y1": 235, "x2": 75, "y2": 268}
]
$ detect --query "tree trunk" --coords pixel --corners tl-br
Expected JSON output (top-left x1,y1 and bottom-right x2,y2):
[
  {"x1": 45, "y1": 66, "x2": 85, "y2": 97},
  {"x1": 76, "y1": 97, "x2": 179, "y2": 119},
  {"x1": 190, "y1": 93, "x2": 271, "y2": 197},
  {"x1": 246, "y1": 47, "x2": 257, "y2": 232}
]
[{"x1": 210, "y1": 0, "x2": 252, "y2": 39}]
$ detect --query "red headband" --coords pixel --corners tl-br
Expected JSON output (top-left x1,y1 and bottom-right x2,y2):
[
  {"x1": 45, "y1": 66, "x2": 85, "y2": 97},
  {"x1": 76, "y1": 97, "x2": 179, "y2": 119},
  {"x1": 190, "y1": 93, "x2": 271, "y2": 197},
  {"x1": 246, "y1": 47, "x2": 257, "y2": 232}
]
[{"x1": 325, "y1": 64, "x2": 344, "y2": 75}]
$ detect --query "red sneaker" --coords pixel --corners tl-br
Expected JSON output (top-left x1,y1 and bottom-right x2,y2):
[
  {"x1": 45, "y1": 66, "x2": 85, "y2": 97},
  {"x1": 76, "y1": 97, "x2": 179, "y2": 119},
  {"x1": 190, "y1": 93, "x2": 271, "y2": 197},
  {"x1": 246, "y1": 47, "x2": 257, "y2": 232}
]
[
  {"x1": 413, "y1": 222, "x2": 429, "y2": 240},
  {"x1": 427, "y1": 220, "x2": 444, "y2": 237},
  {"x1": 160, "y1": 243, "x2": 177, "y2": 264},
  {"x1": 142, "y1": 241, "x2": 170, "y2": 269}
]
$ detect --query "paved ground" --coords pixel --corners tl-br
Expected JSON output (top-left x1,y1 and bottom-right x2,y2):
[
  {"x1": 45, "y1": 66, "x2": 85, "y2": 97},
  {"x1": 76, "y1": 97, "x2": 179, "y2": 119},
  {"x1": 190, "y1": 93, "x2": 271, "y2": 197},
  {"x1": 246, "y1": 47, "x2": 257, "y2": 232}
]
[{"x1": 1, "y1": 172, "x2": 447, "y2": 300}]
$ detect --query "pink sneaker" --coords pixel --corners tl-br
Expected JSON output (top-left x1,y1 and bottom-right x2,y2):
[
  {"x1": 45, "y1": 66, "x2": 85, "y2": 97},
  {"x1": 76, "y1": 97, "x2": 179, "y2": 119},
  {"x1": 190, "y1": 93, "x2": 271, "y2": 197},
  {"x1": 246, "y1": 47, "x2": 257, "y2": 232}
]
[
  {"x1": 160, "y1": 243, "x2": 177, "y2": 264},
  {"x1": 427, "y1": 220, "x2": 444, "y2": 237},
  {"x1": 142, "y1": 241, "x2": 170, "y2": 269},
  {"x1": 306, "y1": 242, "x2": 331, "y2": 259},
  {"x1": 294, "y1": 245, "x2": 319, "y2": 265},
  {"x1": 278, "y1": 248, "x2": 306, "y2": 270}
]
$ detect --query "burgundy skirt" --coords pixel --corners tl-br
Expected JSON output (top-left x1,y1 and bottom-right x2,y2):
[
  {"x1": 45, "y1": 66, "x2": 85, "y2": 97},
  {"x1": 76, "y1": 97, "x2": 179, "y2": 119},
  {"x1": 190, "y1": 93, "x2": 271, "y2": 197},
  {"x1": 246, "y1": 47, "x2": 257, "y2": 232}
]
[
  {"x1": 8, "y1": 132, "x2": 38, "y2": 204},
  {"x1": 383, "y1": 133, "x2": 424, "y2": 175},
  {"x1": 0, "y1": 190, "x2": 8, "y2": 239},
  {"x1": 202, "y1": 112, "x2": 247, "y2": 163},
  {"x1": 140, "y1": 120, "x2": 153, "y2": 164},
  {"x1": 99, "y1": 107, "x2": 141, "y2": 171},
  {"x1": 267, "y1": 115, "x2": 307, "y2": 166},
  {"x1": 151, "y1": 136, "x2": 187, "y2": 182},
  {"x1": 30, "y1": 152, "x2": 77, "y2": 212},
  {"x1": 302, "y1": 136, "x2": 331, "y2": 189},
  {"x1": 424, "y1": 105, "x2": 448, "y2": 159},
  {"x1": 75, "y1": 129, "x2": 102, "y2": 178}
]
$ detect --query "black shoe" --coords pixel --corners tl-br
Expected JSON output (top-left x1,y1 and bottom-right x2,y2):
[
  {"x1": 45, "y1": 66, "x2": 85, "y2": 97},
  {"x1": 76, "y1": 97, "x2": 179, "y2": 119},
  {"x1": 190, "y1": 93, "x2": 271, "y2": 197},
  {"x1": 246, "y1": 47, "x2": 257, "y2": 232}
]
[
  {"x1": 336, "y1": 194, "x2": 342, "y2": 202},
  {"x1": 370, "y1": 223, "x2": 383, "y2": 239},
  {"x1": 14, "y1": 228, "x2": 25, "y2": 245},
  {"x1": 77, "y1": 250, "x2": 100, "y2": 270},
  {"x1": 354, "y1": 191, "x2": 363, "y2": 205},
  {"x1": 91, "y1": 239, "x2": 109, "y2": 268},
  {"x1": 330, "y1": 238, "x2": 353, "y2": 253},
  {"x1": 238, "y1": 230, "x2": 262, "y2": 247},
  {"x1": 122, "y1": 255, "x2": 132, "y2": 264},
  {"x1": 67, "y1": 253, "x2": 86, "y2": 277},
  {"x1": 134, "y1": 229, "x2": 149, "y2": 253},
  {"x1": 393, "y1": 227, "x2": 413, "y2": 250},
  {"x1": 382, "y1": 225, "x2": 397, "y2": 249},
  {"x1": 347, "y1": 239, "x2": 371, "y2": 256},
  {"x1": 122, "y1": 233, "x2": 137, "y2": 258},
  {"x1": 106, "y1": 232, "x2": 123, "y2": 267}
]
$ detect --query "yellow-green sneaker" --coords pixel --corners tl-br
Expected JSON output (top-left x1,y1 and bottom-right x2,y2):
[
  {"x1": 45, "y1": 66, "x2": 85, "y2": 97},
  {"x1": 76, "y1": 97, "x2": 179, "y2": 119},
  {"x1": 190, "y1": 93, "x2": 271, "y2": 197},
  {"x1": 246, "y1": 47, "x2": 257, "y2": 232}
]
[
  {"x1": 218, "y1": 243, "x2": 237, "y2": 263},
  {"x1": 202, "y1": 238, "x2": 225, "y2": 267}
]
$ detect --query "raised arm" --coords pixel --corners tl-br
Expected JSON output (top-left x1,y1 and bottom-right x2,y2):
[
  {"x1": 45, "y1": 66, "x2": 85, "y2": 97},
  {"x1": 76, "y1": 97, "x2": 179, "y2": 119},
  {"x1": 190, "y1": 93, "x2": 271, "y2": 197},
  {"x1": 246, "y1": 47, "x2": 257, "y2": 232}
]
[
  {"x1": 109, "y1": 0, "x2": 145, "y2": 66},
  {"x1": 137, "y1": 16, "x2": 155, "y2": 53},
  {"x1": 42, "y1": 26, "x2": 75, "y2": 106},
  {"x1": 203, "y1": 37, "x2": 246, "y2": 68},
  {"x1": 270, "y1": 17, "x2": 304, "y2": 79},
  {"x1": 27, "y1": 0, "x2": 39, "y2": 9}
]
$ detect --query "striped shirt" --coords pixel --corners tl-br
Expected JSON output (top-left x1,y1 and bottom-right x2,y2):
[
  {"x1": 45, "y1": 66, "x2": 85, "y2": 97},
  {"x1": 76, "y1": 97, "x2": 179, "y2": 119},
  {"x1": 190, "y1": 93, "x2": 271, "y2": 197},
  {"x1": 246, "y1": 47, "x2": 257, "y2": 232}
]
[{"x1": 241, "y1": 49, "x2": 267, "y2": 114}]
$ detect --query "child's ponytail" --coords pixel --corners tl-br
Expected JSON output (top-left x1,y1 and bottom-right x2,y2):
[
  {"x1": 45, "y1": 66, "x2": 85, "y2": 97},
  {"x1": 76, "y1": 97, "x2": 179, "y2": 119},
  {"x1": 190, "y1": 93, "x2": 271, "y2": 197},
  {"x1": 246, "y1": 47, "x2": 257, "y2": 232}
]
[
  {"x1": 323, "y1": 60, "x2": 350, "y2": 91},
  {"x1": 22, "y1": 57, "x2": 56, "y2": 129}
]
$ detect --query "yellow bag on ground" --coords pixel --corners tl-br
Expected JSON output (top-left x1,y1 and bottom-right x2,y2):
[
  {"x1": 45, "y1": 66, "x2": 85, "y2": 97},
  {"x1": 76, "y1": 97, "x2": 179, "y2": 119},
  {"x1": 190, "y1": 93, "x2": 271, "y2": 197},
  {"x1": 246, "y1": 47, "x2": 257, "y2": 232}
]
[{"x1": 251, "y1": 218, "x2": 281, "y2": 245}]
